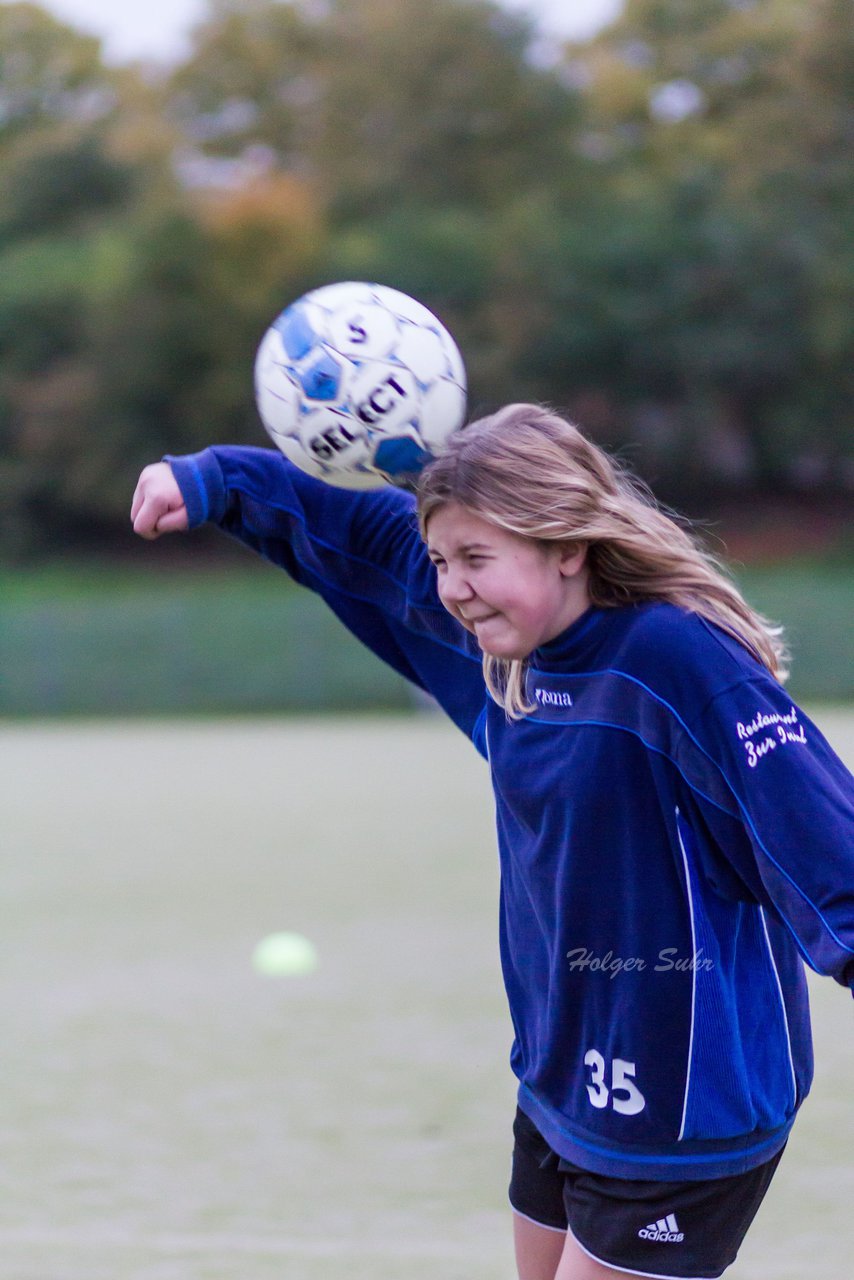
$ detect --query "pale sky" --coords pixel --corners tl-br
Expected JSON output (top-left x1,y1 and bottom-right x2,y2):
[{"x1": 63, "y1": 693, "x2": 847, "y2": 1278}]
[{"x1": 38, "y1": 0, "x2": 623, "y2": 64}]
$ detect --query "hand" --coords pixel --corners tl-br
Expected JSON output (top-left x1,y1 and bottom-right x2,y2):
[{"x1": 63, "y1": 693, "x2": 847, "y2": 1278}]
[{"x1": 131, "y1": 462, "x2": 189, "y2": 539}]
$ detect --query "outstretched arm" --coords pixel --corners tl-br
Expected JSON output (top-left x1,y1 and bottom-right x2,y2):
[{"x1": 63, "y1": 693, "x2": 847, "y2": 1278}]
[{"x1": 130, "y1": 447, "x2": 488, "y2": 748}]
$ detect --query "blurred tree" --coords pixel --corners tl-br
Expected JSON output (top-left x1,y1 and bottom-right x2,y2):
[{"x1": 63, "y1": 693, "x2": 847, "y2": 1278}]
[
  {"x1": 0, "y1": 2, "x2": 329, "y2": 555},
  {"x1": 1, "y1": 0, "x2": 851, "y2": 558},
  {"x1": 167, "y1": 0, "x2": 579, "y2": 212},
  {"x1": 312, "y1": 0, "x2": 579, "y2": 218},
  {"x1": 0, "y1": 3, "x2": 113, "y2": 146},
  {"x1": 744, "y1": 0, "x2": 854, "y2": 477},
  {"x1": 164, "y1": 0, "x2": 587, "y2": 406},
  {"x1": 0, "y1": 6, "x2": 208, "y2": 552},
  {"x1": 561, "y1": 0, "x2": 854, "y2": 488},
  {"x1": 0, "y1": 133, "x2": 134, "y2": 240},
  {"x1": 166, "y1": 0, "x2": 321, "y2": 169},
  {"x1": 154, "y1": 209, "x2": 333, "y2": 483}
]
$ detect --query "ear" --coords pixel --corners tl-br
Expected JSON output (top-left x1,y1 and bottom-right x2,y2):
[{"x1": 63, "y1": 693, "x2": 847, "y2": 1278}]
[{"x1": 557, "y1": 541, "x2": 588, "y2": 578}]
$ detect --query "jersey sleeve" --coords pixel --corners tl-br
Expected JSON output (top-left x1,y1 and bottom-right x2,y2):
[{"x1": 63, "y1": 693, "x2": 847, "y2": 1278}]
[
  {"x1": 165, "y1": 445, "x2": 488, "y2": 747},
  {"x1": 689, "y1": 674, "x2": 854, "y2": 990}
]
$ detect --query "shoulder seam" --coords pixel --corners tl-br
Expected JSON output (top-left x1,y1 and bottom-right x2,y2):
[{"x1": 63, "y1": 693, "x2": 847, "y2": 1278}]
[{"x1": 686, "y1": 674, "x2": 777, "y2": 732}]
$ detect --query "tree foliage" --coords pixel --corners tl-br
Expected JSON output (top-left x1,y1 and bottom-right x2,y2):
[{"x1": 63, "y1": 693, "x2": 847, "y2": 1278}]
[
  {"x1": 565, "y1": 0, "x2": 854, "y2": 482},
  {"x1": 0, "y1": 0, "x2": 851, "y2": 556}
]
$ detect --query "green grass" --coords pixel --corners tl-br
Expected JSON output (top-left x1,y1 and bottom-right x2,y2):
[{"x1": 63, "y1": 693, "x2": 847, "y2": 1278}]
[
  {"x1": 736, "y1": 561, "x2": 854, "y2": 701},
  {"x1": 1, "y1": 552, "x2": 852, "y2": 715},
  {"x1": 0, "y1": 558, "x2": 414, "y2": 716},
  {"x1": 1, "y1": 714, "x2": 852, "y2": 1279}
]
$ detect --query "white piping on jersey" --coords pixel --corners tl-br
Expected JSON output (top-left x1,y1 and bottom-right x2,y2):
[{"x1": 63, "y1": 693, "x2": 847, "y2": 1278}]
[
  {"x1": 759, "y1": 905, "x2": 798, "y2": 1107},
  {"x1": 675, "y1": 807, "x2": 698, "y2": 1142}
]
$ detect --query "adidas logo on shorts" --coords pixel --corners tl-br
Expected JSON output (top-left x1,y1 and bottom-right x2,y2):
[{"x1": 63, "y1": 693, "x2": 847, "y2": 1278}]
[{"x1": 638, "y1": 1213, "x2": 685, "y2": 1243}]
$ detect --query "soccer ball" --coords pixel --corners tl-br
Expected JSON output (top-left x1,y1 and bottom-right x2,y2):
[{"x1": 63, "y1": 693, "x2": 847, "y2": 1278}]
[{"x1": 254, "y1": 281, "x2": 467, "y2": 489}]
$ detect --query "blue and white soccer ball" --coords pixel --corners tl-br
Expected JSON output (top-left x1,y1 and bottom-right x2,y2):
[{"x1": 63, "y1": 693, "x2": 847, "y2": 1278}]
[{"x1": 254, "y1": 281, "x2": 467, "y2": 489}]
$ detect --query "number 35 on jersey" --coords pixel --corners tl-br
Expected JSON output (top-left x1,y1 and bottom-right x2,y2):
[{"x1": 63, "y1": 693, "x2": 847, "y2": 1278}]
[{"x1": 584, "y1": 1050, "x2": 646, "y2": 1115}]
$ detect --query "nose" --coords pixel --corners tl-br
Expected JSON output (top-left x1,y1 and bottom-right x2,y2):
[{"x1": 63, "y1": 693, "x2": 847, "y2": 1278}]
[{"x1": 438, "y1": 563, "x2": 474, "y2": 609}]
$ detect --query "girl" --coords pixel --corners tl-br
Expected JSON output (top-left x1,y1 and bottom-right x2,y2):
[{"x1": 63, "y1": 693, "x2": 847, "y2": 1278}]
[{"x1": 132, "y1": 403, "x2": 854, "y2": 1280}]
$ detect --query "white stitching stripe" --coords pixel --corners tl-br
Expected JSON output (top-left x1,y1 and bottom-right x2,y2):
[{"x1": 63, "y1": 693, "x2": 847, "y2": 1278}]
[
  {"x1": 758, "y1": 906, "x2": 798, "y2": 1107},
  {"x1": 675, "y1": 808, "x2": 698, "y2": 1142}
]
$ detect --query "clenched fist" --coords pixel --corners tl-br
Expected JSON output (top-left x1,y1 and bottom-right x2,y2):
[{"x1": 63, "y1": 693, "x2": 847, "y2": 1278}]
[{"x1": 131, "y1": 463, "x2": 189, "y2": 539}]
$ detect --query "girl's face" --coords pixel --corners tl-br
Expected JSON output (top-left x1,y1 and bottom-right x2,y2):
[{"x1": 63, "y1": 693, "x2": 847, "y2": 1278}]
[{"x1": 426, "y1": 502, "x2": 590, "y2": 659}]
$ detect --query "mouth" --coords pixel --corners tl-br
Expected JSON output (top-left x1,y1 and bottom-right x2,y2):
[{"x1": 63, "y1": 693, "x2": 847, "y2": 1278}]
[{"x1": 462, "y1": 612, "x2": 499, "y2": 628}]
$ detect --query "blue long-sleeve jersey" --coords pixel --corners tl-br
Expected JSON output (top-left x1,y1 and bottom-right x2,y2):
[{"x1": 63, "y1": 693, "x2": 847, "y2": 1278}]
[{"x1": 167, "y1": 445, "x2": 854, "y2": 1182}]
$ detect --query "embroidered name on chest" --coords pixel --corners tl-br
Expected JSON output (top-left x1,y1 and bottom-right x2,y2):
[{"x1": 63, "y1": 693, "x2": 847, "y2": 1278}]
[{"x1": 533, "y1": 687, "x2": 574, "y2": 707}]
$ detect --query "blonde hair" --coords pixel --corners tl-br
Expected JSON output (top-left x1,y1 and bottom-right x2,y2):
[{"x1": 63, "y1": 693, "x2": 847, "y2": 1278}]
[{"x1": 417, "y1": 404, "x2": 788, "y2": 718}]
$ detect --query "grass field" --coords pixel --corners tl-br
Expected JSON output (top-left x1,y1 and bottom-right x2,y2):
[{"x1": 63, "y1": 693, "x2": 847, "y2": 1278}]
[
  {"x1": 1, "y1": 550, "x2": 852, "y2": 715},
  {"x1": 2, "y1": 713, "x2": 852, "y2": 1280}
]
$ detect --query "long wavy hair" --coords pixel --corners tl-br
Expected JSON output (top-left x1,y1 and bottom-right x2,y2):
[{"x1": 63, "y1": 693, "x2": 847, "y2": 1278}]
[{"x1": 417, "y1": 404, "x2": 788, "y2": 718}]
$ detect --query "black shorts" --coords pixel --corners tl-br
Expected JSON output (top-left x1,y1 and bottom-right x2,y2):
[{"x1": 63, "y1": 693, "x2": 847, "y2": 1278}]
[{"x1": 509, "y1": 1107, "x2": 785, "y2": 1279}]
